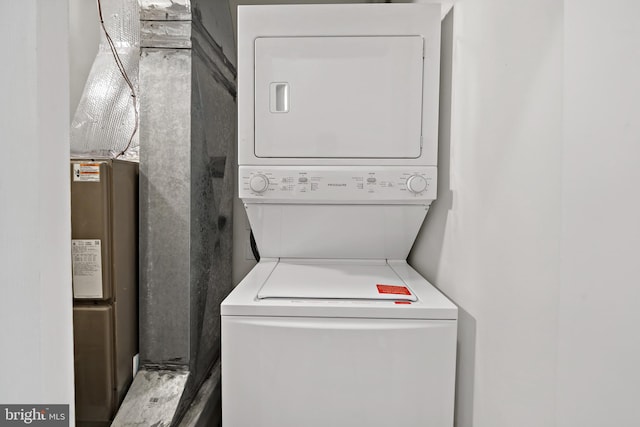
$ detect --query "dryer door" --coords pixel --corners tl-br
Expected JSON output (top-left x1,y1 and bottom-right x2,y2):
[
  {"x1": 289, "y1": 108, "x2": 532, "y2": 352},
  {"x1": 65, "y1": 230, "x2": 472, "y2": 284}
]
[{"x1": 254, "y1": 36, "x2": 424, "y2": 159}]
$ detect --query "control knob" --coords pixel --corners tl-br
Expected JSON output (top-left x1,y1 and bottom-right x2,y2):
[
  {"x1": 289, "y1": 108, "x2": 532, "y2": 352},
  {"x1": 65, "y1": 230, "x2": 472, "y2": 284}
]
[
  {"x1": 406, "y1": 174, "x2": 428, "y2": 194},
  {"x1": 249, "y1": 174, "x2": 270, "y2": 193}
]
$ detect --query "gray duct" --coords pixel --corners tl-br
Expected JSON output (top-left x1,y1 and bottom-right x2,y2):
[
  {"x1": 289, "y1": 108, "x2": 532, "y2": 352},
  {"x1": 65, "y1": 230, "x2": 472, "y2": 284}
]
[{"x1": 112, "y1": 1, "x2": 237, "y2": 425}]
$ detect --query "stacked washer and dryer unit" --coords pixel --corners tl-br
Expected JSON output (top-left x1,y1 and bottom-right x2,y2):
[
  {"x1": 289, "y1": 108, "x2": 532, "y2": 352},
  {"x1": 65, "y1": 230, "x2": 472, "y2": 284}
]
[{"x1": 222, "y1": 4, "x2": 457, "y2": 427}]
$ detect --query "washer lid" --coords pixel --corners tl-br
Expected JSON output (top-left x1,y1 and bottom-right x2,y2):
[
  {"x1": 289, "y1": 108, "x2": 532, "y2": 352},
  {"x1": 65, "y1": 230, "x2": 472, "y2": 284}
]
[{"x1": 257, "y1": 260, "x2": 417, "y2": 302}]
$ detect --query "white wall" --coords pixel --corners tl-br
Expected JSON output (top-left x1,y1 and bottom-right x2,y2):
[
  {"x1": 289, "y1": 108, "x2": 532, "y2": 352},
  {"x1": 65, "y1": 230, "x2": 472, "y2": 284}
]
[
  {"x1": 0, "y1": 0, "x2": 75, "y2": 421},
  {"x1": 558, "y1": 1, "x2": 640, "y2": 425},
  {"x1": 410, "y1": 1, "x2": 640, "y2": 426},
  {"x1": 410, "y1": 2, "x2": 562, "y2": 426}
]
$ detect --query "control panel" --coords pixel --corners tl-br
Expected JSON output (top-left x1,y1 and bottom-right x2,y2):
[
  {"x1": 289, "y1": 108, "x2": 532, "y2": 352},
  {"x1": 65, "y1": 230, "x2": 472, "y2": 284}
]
[{"x1": 240, "y1": 166, "x2": 437, "y2": 202}]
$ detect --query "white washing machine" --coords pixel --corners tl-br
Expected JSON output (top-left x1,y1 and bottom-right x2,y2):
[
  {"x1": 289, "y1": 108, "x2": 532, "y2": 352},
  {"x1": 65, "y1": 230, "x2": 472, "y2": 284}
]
[{"x1": 222, "y1": 4, "x2": 457, "y2": 427}]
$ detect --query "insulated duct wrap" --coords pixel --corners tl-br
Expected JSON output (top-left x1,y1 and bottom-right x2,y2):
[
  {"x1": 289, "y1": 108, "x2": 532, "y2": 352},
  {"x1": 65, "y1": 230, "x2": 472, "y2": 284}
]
[{"x1": 70, "y1": 0, "x2": 140, "y2": 160}]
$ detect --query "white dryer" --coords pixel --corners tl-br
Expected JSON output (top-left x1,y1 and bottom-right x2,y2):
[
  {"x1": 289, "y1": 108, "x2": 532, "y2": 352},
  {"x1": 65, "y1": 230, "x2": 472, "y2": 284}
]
[{"x1": 222, "y1": 4, "x2": 457, "y2": 427}]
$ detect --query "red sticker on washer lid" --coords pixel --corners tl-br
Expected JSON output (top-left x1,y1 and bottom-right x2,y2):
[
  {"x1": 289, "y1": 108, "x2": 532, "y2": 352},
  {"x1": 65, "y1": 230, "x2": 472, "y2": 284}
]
[
  {"x1": 376, "y1": 284, "x2": 411, "y2": 295},
  {"x1": 394, "y1": 301, "x2": 412, "y2": 305}
]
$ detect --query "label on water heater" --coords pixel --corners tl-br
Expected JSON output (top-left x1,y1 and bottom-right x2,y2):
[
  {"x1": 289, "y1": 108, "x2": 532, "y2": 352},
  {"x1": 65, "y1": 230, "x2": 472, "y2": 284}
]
[
  {"x1": 72, "y1": 239, "x2": 103, "y2": 299},
  {"x1": 73, "y1": 163, "x2": 101, "y2": 182}
]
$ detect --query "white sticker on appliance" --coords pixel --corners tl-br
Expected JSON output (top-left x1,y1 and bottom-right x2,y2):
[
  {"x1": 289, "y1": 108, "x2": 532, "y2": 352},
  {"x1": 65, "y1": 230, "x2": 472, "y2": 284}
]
[
  {"x1": 72, "y1": 239, "x2": 103, "y2": 298},
  {"x1": 73, "y1": 163, "x2": 100, "y2": 182}
]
